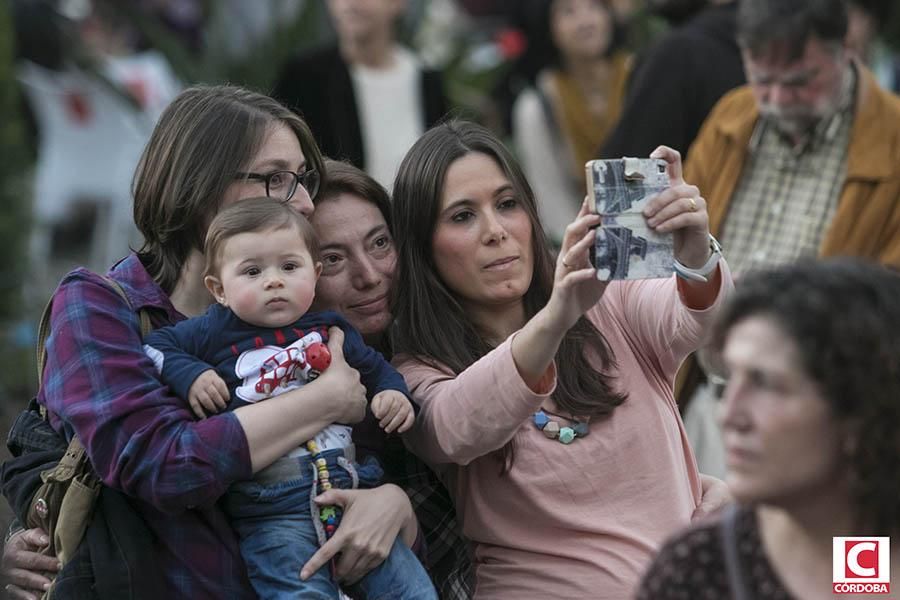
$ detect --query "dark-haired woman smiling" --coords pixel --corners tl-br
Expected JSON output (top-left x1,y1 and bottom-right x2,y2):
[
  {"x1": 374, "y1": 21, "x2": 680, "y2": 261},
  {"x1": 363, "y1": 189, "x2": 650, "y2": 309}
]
[{"x1": 309, "y1": 159, "x2": 471, "y2": 598}]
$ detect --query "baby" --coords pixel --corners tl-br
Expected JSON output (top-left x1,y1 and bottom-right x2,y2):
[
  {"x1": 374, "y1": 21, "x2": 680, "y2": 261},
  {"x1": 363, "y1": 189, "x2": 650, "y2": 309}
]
[{"x1": 143, "y1": 198, "x2": 434, "y2": 599}]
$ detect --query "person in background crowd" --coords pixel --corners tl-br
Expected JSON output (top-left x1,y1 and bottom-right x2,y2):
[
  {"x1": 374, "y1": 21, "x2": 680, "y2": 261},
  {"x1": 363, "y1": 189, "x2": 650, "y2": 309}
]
[
  {"x1": 391, "y1": 120, "x2": 733, "y2": 599},
  {"x1": 512, "y1": 0, "x2": 631, "y2": 245},
  {"x1": 639, "y1": 258, "x2": 900, "y2": 599},
  {"x1": 645, "y1": 0, "x2": 704, "y2": 25},
  {"x1": 677, "y1": 0, "x2": 900, "y2": 479},
  {"x1": 845, "y1": 0, "x2": 900, "y2": 94},
  {"x1": 14, "y1": 0, "x2": 181, "y2": 278},
  {"x1": 686, "y1": 0, "x2": 900, "y2": 278},
  {"x1": 600, "y1": 0, "x2": 743, "y2": 161},
  {"x1": 273, "y1": 0, "x2": 448, "y2": 190}
]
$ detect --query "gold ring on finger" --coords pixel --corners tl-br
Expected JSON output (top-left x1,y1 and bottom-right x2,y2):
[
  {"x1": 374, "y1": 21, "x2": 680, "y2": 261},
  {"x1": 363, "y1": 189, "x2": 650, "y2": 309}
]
[{"x1": 688, "y1": 197, "x2": 698, "y2": 212}]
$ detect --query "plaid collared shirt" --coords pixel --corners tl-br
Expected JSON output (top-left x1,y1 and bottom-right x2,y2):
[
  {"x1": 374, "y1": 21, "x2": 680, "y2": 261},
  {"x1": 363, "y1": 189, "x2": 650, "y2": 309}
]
[
  {"x1": 720, "y1": 66, "x2": 857, "y2": 275},
  {"x1": 382, "y1": 436, "x2": 473, "y2": 599},
  {"x1": 39, "y1": 254, "x2": 255, "y2": 598}
]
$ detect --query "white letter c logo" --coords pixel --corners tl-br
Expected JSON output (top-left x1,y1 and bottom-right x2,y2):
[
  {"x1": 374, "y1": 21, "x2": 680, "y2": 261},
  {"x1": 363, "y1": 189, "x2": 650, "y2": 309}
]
[{"x1": 848, "y1": 542, "x2": 877, "y2": 577}]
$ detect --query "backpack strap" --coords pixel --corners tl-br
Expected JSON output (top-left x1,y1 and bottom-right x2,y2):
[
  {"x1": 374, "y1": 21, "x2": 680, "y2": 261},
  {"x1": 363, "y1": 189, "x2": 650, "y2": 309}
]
[
  {"x1": 36, "y1": 275, "x2": 153, "y2": 420},
  {"x1": 26, "y1": 275, "x2": 157, "y2": 582}
]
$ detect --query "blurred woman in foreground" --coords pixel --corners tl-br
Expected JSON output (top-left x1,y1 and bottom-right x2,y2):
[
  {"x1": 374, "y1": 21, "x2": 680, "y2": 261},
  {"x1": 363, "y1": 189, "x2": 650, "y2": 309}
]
[{"x1": 639, "y1": 258, "x2": 900, "y2": 599}]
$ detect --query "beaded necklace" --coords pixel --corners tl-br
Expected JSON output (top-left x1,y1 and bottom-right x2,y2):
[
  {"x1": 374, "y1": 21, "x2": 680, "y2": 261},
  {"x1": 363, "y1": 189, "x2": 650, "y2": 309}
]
[{"x1": 532, "y1": 408, "x2": 589, "y2": 444}]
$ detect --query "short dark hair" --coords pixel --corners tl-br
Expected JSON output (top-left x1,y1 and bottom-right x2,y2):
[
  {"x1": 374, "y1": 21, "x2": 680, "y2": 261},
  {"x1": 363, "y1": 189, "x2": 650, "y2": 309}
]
[
  {"x1": 133, "y1": 85, "x2": 324, "y2": 294},
  {"x1": 737, "y1": 0, "x2": 848, "y2": 60},
  {"x1": 711, "y1": 258, "x2": 900, "y2": 535},
  {"x1": 203, "y1": 198, "x2": 319, "y2": 279},
  {"x1": 316, "y1": 159, "x2": 392, "y2": 231}
]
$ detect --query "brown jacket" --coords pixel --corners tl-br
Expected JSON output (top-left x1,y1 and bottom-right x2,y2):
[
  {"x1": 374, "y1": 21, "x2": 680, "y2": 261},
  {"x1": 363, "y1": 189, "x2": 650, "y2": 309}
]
[
  {"x1": 677, "y1": 66, "x2": 900, "y2": 404},
  {"x1": 685, "y1": 66, "x2": 900, "y2": 266}
]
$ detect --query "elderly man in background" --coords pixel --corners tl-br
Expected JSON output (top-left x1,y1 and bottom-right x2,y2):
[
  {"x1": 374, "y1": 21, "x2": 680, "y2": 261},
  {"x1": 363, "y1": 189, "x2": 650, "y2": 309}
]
[{"x1": 679, "y1": 0, "x2": 900, "y2": 477}]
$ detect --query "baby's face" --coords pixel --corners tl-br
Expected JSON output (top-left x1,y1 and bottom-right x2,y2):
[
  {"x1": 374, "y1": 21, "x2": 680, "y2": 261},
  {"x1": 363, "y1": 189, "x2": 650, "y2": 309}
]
[{"x1": 212, "y1": 225, "x2": 321, "y2": 328}]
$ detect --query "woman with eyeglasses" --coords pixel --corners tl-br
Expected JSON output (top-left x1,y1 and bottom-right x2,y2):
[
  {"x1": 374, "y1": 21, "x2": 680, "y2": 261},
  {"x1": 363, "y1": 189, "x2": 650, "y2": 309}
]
[{"x1": 1, "y1": 85, "x2": 421, "y2": 599}]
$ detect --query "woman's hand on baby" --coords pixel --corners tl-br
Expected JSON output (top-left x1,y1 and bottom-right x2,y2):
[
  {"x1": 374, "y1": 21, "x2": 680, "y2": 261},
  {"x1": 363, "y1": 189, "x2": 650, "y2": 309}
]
[
  {"x1": 371, "y1": 391, "x2": 415, "y2": 434},
  {"x1": 315, "y1": 327, "x2": 367, "y2": 425},
  {"x1": 187, "y1": 369, "x2": 229, "y2": 418},
  {"x1": 301, "y1": 484, "x2": 415, "y2": 585}
]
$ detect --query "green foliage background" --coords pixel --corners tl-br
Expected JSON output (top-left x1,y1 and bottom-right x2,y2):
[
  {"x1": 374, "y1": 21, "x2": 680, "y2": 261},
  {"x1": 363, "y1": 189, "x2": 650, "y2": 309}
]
[
  {"x1": 0, "y1": 2, "x2": 32, "y2": 407},
  {"x1": 0, "y1": 3, "x2": 28, "y2": 322}
]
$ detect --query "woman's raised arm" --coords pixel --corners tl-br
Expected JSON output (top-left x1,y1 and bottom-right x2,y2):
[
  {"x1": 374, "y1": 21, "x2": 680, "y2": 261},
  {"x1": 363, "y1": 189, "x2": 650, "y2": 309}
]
[
  {"x1": 400, "y1": 203, "x2": 608, "y2": 465},
  {"x1": 510, "y1": 200, "x2": 606, "y2": 388}
]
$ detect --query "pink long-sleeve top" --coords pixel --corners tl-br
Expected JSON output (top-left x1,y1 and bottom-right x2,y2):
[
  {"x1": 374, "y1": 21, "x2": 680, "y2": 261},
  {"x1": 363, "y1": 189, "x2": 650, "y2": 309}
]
[{"x1": 396, "y1": 267, "x2": 733, "y2": 599}]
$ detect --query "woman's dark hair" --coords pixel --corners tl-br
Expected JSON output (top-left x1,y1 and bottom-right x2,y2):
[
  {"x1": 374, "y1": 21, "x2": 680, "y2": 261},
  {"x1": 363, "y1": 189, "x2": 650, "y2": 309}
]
[
  {"x1": 711, "y1": 258, "x2": 900, "y2": 535},
  {"x1": 391, "y1": 120, "x2": 626, "y2": 470},
  {"x1": 316, "y1": 159, "x2": 392, "y2": 231},
  {"x1": 133, "y1": 85, "x2": 324, "y2": 294},
  {"x1": 516, "y1": 0, "x2": 622, "y2": 83},
  {"x1": 737, "y1": 0, "x2": 848, "y2": 60}
]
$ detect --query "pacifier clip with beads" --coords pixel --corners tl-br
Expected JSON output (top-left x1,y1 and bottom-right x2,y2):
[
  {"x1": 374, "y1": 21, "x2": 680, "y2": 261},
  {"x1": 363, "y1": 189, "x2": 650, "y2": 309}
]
[
  {"x1": 306, "y1": 439, "x2": 340, "y2": 539},
  {"x1": 532, "y1": 409, "x2": 589, "y2": 444}
]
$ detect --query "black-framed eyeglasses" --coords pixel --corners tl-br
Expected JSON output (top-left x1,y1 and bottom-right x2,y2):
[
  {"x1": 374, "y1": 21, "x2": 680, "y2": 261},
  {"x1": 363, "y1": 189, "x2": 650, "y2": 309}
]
[{"x1": 234, "y1": 168, "x2": 320, "y2": 202}]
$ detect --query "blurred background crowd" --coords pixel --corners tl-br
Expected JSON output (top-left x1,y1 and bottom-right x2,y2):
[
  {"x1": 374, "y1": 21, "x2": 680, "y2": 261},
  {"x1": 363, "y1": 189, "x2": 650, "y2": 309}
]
[{"x1": 2, "y1": 0, "x2": 900, "y2": 424}]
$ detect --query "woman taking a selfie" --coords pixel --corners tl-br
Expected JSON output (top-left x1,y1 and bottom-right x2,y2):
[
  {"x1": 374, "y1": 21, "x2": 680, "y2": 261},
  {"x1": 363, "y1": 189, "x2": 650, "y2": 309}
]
[{"x1": 391, "y1": 120, "x2": 733, "y2": 598}]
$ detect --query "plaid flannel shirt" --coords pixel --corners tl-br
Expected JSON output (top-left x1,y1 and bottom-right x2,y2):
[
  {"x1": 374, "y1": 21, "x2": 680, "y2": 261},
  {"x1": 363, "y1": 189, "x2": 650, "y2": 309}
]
[
  {"x1": 39, "y1": 254, "x2": 256, "y2": 598},
  {"x1": 382, "y1": 436, "x2": 472, "y2": 599},
  {"x1": 721, "y1": 66, "x2": 857, "y2": 275}
]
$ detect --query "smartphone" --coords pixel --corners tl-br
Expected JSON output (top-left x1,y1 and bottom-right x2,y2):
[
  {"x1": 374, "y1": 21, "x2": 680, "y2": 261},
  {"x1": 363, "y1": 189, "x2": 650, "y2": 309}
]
[{"x1": 585, "y1": 158, "x2": 674, "y2": 280}]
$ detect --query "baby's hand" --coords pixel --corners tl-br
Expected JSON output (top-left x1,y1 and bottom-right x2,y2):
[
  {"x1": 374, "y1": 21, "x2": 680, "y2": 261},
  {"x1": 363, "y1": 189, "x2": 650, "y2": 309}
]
[
  {"x1": 187, "y1": 370, "x2": 229, "y2": 419},
  {"x1": 371, "y1": 390, "x2": 415, "y2": 434}
]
